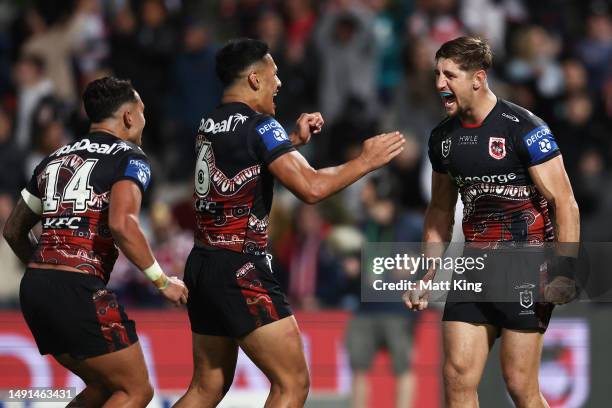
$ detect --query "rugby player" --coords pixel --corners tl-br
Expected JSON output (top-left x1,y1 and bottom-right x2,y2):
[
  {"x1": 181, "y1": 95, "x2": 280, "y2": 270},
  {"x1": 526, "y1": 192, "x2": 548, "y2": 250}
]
[
  {"x1": 173, "y1": 38, "x2": 405, "y2": 407},
  {"x1": 404, "y1": 37, "x2": 579, "y2": 407},
  {"x1": 3, "y1": 77, "x2": 188, "y2": 407}
]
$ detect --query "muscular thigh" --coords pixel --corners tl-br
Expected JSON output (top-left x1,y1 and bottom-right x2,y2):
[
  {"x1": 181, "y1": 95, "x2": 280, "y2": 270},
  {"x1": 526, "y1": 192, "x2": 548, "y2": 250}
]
[
  {"x1": 499, "y1": 329, "x2": 544, "y2": 377},
  {"x1": 57, "y1": 342, "x2": 150, "y2": 392},
  {"x1": 237, "y1": 316, "x2": 308, "y2": 383},
  {"x1": 191, "y1": 333, "x2": 239, "y2": 386},
  {"x1": 443, "y1": 321, "x2": 496, "y2": 381}
]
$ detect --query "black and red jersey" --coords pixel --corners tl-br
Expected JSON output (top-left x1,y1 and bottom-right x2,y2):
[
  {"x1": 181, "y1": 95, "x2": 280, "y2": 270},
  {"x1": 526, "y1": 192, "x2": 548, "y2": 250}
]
[
  {"x1": 193, "y1": 102, "x2": 294, "y2": 255},
  {"x1": 429, "y1": 99, "x2": 561, "y2": 244},
  {"x1": 22, "y1": 132, "x2": 152, "y2": 282}
]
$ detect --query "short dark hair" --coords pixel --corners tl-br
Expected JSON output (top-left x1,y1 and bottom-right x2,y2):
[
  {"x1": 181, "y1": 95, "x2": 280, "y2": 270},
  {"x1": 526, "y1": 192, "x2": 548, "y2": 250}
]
[
  {"x1": 435, "y1": 36, "x2": 493, "y2": 72},
  {"x1": 82, "y1": 77, "x2": 137, "y2": 123},
  {"x1": 215, "y1": 38, "x2": 269, "y2": 87}
]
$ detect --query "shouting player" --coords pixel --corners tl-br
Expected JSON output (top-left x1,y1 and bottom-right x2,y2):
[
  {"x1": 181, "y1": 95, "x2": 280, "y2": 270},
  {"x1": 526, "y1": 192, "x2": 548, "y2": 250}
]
[
  {"x1": 404, "y1": 37, "x2": 579, "y2": 407},
  {"x1": 3, "y1": 77, "x2": 188, "y2": 407},
  {"x1": 174, "y1": 38, "x2": 405, "y2": 407}
]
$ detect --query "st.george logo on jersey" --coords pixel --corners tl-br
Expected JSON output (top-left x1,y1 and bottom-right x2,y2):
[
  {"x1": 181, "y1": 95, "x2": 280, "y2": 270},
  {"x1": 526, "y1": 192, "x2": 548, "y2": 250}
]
[{"x1": 488, "y1": 137, "x2": 506, "y2": 160}]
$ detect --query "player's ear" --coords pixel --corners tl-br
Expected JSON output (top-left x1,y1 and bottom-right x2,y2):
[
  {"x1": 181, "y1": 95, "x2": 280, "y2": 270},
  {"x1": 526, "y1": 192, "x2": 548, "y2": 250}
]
[
  {"x1": 122, "y1": 109, "x2": 132, "y2": 129},
  {"x1": 247, "y1": 71, "x2": 259, "y2": 91},
  {"x1": 473, "y1": 70, "x2": 486, "y2": 91}
]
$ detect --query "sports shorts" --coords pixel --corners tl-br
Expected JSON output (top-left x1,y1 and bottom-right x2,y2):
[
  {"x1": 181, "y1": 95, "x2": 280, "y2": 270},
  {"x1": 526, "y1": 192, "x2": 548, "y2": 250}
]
[
  {"x1": 20, "y1": 268, "x2": 138, "y2": 359},
  {"x1": 442, "y1": 248, "x2": 554, "y2": 334},
  {"x1": 184, "y1": 246, "x2": 292, "y2": 338}
]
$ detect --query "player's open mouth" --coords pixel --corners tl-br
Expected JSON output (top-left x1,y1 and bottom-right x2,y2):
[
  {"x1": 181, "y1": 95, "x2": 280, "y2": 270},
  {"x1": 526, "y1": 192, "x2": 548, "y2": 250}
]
[{"x1": 440, "y1": 91, "x2": 456, "y2": 108}]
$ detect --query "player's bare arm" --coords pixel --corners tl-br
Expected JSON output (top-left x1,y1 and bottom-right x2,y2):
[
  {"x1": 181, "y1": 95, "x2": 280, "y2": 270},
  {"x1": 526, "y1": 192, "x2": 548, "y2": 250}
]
[
  {"x1": 528, "y1": 155, "x2": 580, "y2": 245},
  {"x1": 529, "y1": 155, "x2": 580, "y2": 304},
  {"x1": 3, "y1": 198, "x2": 41, "y2": 264},
  {"x1": 289, "y1": 112, "x2": 324, "y2": 146},
  {"x1": 404, "y1": 171, "x2": 458, "y2": 311},
  {"x1": 109, "y1": 180, "x2": 188, "y2": 306},
  {"x1": 268, "y1": 131, "x2": 405, "y2": 204}
]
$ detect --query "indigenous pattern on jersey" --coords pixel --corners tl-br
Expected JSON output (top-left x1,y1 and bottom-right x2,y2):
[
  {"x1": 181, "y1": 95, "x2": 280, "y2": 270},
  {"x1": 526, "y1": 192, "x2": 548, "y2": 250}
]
[
  {"x1": 429, "y1": 99, "x2": 560, "y2": 244},
  {"x1": 22, "y1": 132, "x2": 151, "y2": 282},
  {"x1": 194, "y1": 102, "x2": 294, "y2": 255}
]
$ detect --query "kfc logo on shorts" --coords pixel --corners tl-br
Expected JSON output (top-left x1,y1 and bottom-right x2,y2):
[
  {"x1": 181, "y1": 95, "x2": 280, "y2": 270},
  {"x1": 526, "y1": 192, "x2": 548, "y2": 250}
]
[
  {"x1": 441, "y1": 138, "x2": 451, "y2": 158},
  {"x1": 488, "y1": 137, "x2": 506, "y2": 160}
]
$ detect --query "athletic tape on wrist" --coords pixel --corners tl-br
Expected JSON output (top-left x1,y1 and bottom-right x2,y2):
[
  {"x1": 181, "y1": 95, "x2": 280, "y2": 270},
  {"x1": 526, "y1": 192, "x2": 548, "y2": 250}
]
[{"x1": 143, "y1": 260, "x2": 164, "y2": 282}]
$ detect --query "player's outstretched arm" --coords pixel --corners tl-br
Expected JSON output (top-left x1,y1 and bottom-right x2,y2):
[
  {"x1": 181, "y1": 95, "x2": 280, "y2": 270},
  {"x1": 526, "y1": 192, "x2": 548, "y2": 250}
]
[
  {"x1": 269, "y1": 131, "x2": 405, "y2": 204},
  {"x1": 3, "y1": 198, "x2": 41, "y2": 264},
  {"x1": 404, "y1": 171, "x2": 458, "y2": 311},
  {"x1": 109, "y1": 180, "x2": 188, "y2": 306},
  {"x1": 289, "y1": 112, "x2": 324, "y2": 146}
]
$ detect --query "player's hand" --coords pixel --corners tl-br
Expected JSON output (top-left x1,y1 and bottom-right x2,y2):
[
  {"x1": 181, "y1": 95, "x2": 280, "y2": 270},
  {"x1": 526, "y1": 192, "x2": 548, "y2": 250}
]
[
  {"x1": 359, "y1": 132, "x2": 405, "y2": 171},
  {"x1": 291, "y1": 112, "x2": 324, "y2": 146},
  {"x1": 403, "y1": 285, "x2": 429, "y2": 311},
  {"x1": 159, "y1": 276, "x2": 189, "y2": 306},
  {"x1": 544, "y1": 276, "x2": 577, "y2": 305}
]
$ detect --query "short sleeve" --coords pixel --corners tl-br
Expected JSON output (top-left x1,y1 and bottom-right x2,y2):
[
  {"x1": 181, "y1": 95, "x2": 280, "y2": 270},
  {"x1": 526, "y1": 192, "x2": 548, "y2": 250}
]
[
  {"x1": 114, "y1": 154, "x2": 152, "y2": 193},
  {"x1": 22, "y1": 163, "x2": 43, "y2": 214},
  {"x1": 24, "y1": 170, "x2": 41, "y2": 198},
  {"x1": 515, "y1": 123, "x2": 561, "y2": 167},
  {"x1": 248, "y1": 116, "x2": 295, "y2": 165},
  {"x1": 428, "y1": 131, "x2": 447, "y2": 173}
]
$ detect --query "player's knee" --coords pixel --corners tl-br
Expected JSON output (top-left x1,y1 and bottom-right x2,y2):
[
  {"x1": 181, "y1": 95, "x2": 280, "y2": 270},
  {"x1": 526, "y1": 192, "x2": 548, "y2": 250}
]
[
  {"x1": 443, "y1": 359, "x2": 477, "y2": 392},
  {"x1": 294, "y1": 370, "x2": 310, "y2": 402},
  {"x1": 136, "y1": 382, "x2": 154, "y2": 406},
  {"x1": 190, "y1": 377, "x2": 231, "y2": 404},
  {"x1": 503, "y1": 369, "x2": 538, "y2": 402}
]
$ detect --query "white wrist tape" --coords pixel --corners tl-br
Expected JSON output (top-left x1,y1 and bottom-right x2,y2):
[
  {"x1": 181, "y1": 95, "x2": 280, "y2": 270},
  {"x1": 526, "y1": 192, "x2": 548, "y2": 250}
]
[{"x1": 143, "y1": 260, "x2": 164, "y2": 282}]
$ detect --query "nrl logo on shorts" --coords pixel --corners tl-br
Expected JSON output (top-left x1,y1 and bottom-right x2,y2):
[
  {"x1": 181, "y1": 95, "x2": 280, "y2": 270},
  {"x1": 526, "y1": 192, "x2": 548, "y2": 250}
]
[
  {"x1": 515, "y1": 282, "x2": 535, "y2": 309},
  {"x1": 488, "y1": 136, "x2": 506, "y2": 160},
  {"x1": 519, "y1": 289, "x2": 534, "y2": 309},
  {"x1": 441, "y1": 138, "x2": 451, "y2": 158}
]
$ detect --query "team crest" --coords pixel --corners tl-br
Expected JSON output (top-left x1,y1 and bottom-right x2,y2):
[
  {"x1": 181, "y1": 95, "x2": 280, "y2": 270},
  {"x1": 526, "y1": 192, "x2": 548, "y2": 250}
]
[
  {"x1": 519, "y1": 289, "x2": 534, "y2": 308},
  {"x1": 488, "y1": 137, "x2": 506, "y2": 160},
  {"x1": 441, "y1": 138, "x2": 451, "y2": 158}
]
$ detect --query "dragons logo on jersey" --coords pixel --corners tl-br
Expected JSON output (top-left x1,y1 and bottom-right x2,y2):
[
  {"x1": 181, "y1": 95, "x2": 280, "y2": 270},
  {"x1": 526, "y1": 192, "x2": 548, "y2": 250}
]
[
  {"x1": 488, "y1": 137, "x2": 506, "y2": 160},
  {"x1": 441, "y1": 138, "x2": 451, "y2": 158}
]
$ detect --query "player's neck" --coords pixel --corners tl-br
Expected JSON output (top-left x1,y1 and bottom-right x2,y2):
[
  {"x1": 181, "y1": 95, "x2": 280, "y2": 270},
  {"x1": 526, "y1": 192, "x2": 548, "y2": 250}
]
[
  {"x1": 222, "y1": 90, "x2": 259, "y2": 112},
  {"x1": 90, "y1": 122, "x2": 128, "y2": 141},
  {"x1": 459, "y1": 90, "x2": 497, "y2": 126}
]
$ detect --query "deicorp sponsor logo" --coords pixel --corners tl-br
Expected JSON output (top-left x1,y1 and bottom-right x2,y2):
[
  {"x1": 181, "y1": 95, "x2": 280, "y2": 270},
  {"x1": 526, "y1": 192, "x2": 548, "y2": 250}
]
[{"x1": 524, "y1": 126, "x2": 552, "y2": 147}]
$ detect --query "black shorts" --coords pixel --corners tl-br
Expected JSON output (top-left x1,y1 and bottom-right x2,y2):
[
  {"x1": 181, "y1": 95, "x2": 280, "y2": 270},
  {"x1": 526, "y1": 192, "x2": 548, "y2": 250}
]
[
  {"x1": 442, "y1": 248, "x2": 554, "y2": 333},
  {"x1": 184, "y1": 246, "x2": 292, "y2": 338},
  {"x1": 20, "y1": 268, "x2": 138, "y2": 359}
]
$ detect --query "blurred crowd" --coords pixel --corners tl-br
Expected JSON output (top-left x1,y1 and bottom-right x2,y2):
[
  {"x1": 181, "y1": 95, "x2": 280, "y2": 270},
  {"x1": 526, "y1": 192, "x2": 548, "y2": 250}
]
[{"x1": 0, "y1": 0, "x2": 611, "y2": 311}]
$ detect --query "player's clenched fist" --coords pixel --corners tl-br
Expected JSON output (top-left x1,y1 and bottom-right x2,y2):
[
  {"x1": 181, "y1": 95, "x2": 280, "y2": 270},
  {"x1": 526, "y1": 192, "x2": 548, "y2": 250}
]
[
  {"x1": 160, "y1": 276, "x2": 189, "y2": 306},
  {"x1": 359, "y1": 131, "x2": 405, "y2": 170},
  {"x1": 403, "y1": 286, "x2": 430, "y2": 311}
]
